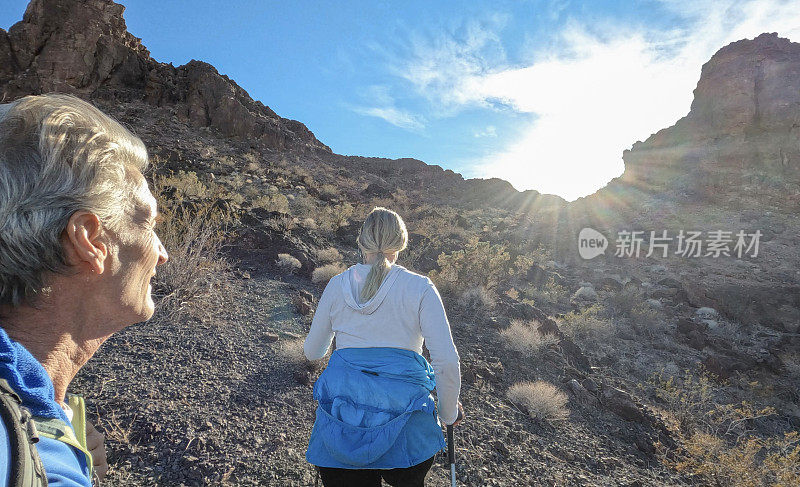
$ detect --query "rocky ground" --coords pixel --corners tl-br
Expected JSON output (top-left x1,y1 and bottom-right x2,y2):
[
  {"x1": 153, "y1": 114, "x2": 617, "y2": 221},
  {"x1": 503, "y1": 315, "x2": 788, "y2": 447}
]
[{"x1": 71, "y1": 258, "x2": 704, "y2": 487}]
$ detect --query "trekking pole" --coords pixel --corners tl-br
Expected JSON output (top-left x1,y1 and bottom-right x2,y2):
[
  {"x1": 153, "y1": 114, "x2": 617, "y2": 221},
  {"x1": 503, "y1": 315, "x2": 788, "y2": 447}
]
[{"x1": 447, "y1": 424, "x2": 457, "y2": 487}]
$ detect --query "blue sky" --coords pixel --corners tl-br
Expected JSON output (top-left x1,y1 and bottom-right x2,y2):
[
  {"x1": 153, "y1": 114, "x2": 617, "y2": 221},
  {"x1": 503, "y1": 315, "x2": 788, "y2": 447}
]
[{"x1": 2, "y1": 0, "x2": 799, "y2": 200}]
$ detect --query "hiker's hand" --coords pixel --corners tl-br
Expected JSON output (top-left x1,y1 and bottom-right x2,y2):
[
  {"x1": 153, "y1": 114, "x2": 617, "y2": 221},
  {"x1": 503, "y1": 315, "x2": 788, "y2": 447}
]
[
  {"x1": 452, "y1": 401, "x2": 465, "y2": 426},
  {"x1": 86, "y1": 420, "x2": 108, "y2": 482}
]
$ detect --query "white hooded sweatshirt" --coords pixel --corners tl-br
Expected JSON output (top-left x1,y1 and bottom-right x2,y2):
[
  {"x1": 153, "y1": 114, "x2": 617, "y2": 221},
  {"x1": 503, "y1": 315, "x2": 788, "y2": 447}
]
[{"x1": 304, "y1": 263, "x2": 462, "y2": 424}]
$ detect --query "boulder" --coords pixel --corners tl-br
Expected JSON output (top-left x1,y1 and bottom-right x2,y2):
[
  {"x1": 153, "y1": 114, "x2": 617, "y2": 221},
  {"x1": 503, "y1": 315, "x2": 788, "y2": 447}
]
[
  {"x1": 573, "y1": 286, "x2": 598, "y2": 302},
  {"x1": 567, "y1": 379, "x2": 598, "y2": 406},
  {"x1": 600, "y1": 387, "x2": 648, "y2": 423}
]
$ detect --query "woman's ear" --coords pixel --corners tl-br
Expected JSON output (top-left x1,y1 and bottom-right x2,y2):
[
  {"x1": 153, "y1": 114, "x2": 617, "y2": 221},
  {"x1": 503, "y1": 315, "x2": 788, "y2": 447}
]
[{"x1": 62, "y1": 211, "x2": 108, "y2": 274}]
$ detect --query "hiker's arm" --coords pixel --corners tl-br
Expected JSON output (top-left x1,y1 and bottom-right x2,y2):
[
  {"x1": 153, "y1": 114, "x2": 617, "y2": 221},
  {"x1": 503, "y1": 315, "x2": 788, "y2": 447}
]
[
  {"x1": 419, "y1": 279, "x2": 461, "y2": 425},
  {"x1": 304, "y1": 279, "x2": 336, "y2": 360}
]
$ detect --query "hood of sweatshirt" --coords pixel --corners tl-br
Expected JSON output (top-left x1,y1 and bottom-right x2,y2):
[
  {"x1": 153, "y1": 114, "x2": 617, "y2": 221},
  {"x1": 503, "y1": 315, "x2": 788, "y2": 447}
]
[{"x1": 341, "y1": 263, "x2": 404, "y2": 315}]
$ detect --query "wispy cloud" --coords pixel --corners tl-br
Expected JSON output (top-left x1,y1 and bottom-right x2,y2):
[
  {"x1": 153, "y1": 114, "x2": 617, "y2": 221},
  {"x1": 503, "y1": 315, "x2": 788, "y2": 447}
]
[
  {"x1": 349, "y1": 85, "x2": 426, "y2": 131},
  {"x1": 474, "y1": 125, "x2": 497, "y2": 138},
  {"x1": 388, "y1": 0, "x2": 800, "y2": 200},
  {"x1": 351, "y1": 105, "x2": 426, "y2": 130},
  {"x1": 390, "y1": 15, "x2": 509, "y2": 114}
]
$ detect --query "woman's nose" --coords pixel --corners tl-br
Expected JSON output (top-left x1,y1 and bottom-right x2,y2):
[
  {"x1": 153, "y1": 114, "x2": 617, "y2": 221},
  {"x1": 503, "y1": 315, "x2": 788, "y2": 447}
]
[{"x1": 156, "y1": 238, "x2": 169, "y2": 266}]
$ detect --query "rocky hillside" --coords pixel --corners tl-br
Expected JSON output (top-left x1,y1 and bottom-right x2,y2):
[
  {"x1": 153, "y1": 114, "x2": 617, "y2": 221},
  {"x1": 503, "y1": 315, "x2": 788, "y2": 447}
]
[
  {"x1": 2, "y1": 1, "x2": 799, "y2": 486},
  {"x1": 0, "y1": 0, "x2": 329, "y2": 152},
  {"x1": 620, "y1": 32, "x2": 800, "y2": 203}
]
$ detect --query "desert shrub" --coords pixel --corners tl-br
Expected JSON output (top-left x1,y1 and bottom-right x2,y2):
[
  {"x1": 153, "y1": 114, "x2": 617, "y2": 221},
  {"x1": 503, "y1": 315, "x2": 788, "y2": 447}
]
[
  {"x1": 648, "y1": 368, "x2": 797, "y2": 486},
  {"x1": 252, "y1": 192, "x2": 290, "y2": 213},
  {"x1": 289, "y1": 193, "x2": 318, "y2": 219},
  {"x1": 557, "y1": 304, "x2": 613, "y2": 342},
  {"x1": 276, "y1": 254, "x2": 302, "y2": 275},
  {"x1": 456, "y1": 286, "x2": 495, "y2": 316},
  {"x1": 507, "y1": 381, "x2": 569, "y2": 421},
  {"x1": 313, "y1": 247, "x2": 342, "y2": 264},
  {"x1": 500, "y1": 319, "x2": 559, "y2": 355},
  {"x1": 300, "y1": 217, "x2": 318, "y2": 230},
  {"x1": 649, "y1": 368, "x2": 716, "y2": 433},
  {"x1": 525, "y1": 276, "x2": 569, "y2": 307},
  {"x1": 317, "y1": 202, "x2": 355, "y2": 236},
  {"x1": 319, "y1": 184, "x2": 339, "y2": 200},
  {"x1": 224, "y1": 191, "x2": 246, "y2": 208},
  {"x1": 150, "y1": 199, "x2": 234, "y2": 325},
  {"x1": 511, "y1": 253, "x2": 535, "y2": 278},
  {"x1": 159, "y1": 170, "x2": 213, "y2": 201},
  {"x1": 312, "y1": 263, "x2": 346, "y2": 285},
  {"x1": 430, "y1": 236, "x2": 510, "y2": 296},
  {"x1": 630, "y1": 302, "x2": 661, "y2": 326}
]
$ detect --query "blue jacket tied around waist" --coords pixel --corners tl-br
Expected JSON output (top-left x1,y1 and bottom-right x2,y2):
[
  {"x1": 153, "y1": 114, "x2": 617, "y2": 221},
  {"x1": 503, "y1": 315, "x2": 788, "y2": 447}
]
[{"x1": 306, "y1": 347, "x2": 446, "y2": 469}]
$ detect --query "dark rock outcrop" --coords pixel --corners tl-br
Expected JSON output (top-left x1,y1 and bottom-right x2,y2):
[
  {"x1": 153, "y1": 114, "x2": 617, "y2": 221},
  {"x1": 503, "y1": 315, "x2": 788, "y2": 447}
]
[{"x1": 0, "y1": 0, "x2": 329, "y2": 153}]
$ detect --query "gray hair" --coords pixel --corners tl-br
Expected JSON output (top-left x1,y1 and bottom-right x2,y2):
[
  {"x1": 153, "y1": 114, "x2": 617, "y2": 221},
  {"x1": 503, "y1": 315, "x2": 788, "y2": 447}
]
[{"x1": 0, "y1": 94, "x2": 149, "y2": 307}]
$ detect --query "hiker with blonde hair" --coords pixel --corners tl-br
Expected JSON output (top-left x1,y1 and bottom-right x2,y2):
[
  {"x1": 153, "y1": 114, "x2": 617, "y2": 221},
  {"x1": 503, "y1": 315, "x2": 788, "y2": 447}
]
[{"x1": 304, "y1": 207, "x2": 463, "y2": 487}]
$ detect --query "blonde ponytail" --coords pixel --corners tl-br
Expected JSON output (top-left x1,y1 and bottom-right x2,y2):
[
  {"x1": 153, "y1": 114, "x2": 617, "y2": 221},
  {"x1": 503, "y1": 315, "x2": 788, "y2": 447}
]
[{"x1": 357, "y1": 207, "x2": 408, "y2": 302}]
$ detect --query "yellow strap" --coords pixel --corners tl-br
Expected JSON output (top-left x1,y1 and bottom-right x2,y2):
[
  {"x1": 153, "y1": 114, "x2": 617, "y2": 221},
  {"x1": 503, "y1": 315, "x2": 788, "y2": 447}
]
[
  {"x1": 66, "y1": 394, "x2": 87, "y2": 451},
  {"x1": 33, "y1": 394, "x2": 93, "y2": 478}
]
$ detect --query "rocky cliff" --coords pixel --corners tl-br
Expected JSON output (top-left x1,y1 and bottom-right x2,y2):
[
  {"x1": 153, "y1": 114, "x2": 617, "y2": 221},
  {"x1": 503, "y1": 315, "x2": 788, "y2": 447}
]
[
  {"x1": 619, "y1": 33, "x2": 800, "y2": 202},
  {"x1": 0, "y1": 0, "x2": 330, "y2": 152}
]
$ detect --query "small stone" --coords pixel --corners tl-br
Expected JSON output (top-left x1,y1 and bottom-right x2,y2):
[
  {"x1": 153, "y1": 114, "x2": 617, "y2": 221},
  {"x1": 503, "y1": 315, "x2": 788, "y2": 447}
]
[{"x1": 695, "y1": 307, "x2": 718, "y2": 319}]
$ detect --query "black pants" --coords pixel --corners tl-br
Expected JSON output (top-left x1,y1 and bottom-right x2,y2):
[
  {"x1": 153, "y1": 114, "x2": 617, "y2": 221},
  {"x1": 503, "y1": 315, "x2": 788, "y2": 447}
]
[{"x1": 317, "y1": 456, "x2": 435, "y2": 487}]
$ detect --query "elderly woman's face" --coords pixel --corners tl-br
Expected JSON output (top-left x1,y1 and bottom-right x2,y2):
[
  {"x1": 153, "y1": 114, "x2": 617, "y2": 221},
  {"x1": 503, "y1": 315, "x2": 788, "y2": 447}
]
[{"x1": 110, "y1": 179, "x2": 169, "y2": 322}]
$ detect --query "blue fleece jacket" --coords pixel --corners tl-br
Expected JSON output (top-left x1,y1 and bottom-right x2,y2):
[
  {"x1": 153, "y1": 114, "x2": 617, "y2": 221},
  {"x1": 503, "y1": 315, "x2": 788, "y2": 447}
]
[
  {"x1": 0, "y1": 327, "x2": 91, "y2": 486},
  {"x1": 306, "y1": 347, "x2": 446, "y2": 469}
]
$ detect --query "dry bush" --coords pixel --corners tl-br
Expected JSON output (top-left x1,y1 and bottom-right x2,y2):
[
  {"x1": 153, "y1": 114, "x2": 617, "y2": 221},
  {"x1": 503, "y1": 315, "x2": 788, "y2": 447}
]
[
  {"x1": 159, "y1": 170, "x2": 212, "y2": 200},
  {"x1": 500, "y1": 320, "x2": 559, "y2": 355},
  {"x1": 276, "y1": 253, "x2": 302, "y2": 275},
  {"x1": 150, "y1": 200, "x2": 234, "y2": 325},
  {"x1": 648, "y1": 368, "x2": 798, "y2": 486},
  {"x1": 507, "y1": 381, "x2": 569, "y2": 421},
  {"x1": 312, "y1": 263, "x2": 346, "y2": 285},
  {"x1": 313, "y1": 247, "x2": 342, "y2": 264},
  {"x1": 525, "y1": 276, "x2": 568, "y2": 307},
  {"x1": 252, "y1": 192, "x2": 290, "y2": 213},
  {"x1": 300, "y1": 217, "x2": 317, "y2": 230},
  {"x1": 430, "y1": 236, "x2": 510, "y2": 296},
  {"x1": 457, "y1": 286, "x2": 495, "y2": 316},
  {"x1": 557, "y1": 304, "x2": 613, "y2": 343},
  {"x1": 318, "y1": 184, "x2": 339, "y2": 199},
  {"x1": 316, "y1": 202, "x2": 355, "y2": 236},
  {"x1": 289, "y1": 193, "x2": 317, "y2": 219},
  {"x1": 630, "y1": 302, "x2": 661, "y2": 327}
]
